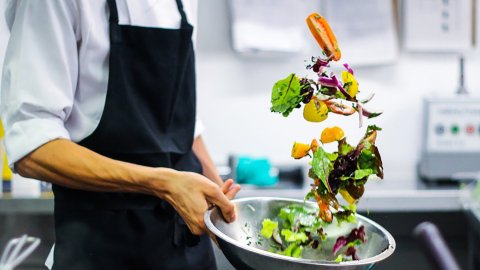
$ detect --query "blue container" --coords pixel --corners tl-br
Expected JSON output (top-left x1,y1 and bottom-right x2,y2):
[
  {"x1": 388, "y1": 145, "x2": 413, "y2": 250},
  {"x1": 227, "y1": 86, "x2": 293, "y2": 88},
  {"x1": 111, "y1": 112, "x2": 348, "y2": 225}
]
[{"x1": 235, "y1": 156, "x2": 279, "y2": 187}]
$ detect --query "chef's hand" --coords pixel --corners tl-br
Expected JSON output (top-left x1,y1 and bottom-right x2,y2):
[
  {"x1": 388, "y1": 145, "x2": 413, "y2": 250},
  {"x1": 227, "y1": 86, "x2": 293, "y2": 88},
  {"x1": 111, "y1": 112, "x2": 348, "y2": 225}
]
[
  {"x1": 158, "y1": 170, "x2": 236, "y2": 235},
  {"x1": 221, "y1": 179, "x2": 241, "y2": 200}
]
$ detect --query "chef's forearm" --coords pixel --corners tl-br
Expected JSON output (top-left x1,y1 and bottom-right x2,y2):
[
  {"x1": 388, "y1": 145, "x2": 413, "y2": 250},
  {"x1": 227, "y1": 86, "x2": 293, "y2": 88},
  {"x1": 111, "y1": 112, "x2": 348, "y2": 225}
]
[
  {"x1": 192, "y1": 136, "x2": 223, "y2": 187},
  {"x1": 15, "y1": 138, "x2": 173, "y2": 196},
  {"x1": 16, "y1": 138, "x2": 237, "y2": 232}
]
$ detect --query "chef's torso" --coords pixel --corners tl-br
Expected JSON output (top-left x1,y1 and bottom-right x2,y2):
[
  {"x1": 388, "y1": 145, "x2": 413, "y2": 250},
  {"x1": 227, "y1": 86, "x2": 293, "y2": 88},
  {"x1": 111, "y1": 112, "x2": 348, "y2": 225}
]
[
  {"x1": 2, "y1": 0, "x2": 202, "y2": 168},
  {"x1": 2, "y1": 1, "x2": 211, "y2": 269}
]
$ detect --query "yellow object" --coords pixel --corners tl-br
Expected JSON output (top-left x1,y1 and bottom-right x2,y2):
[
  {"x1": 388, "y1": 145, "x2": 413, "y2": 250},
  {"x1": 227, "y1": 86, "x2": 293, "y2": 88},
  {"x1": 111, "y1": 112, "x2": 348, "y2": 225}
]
[
  {"x1": 2, "y1": 155, "x2": 12, "y2": 180},
  {"x1": 320, "y1": 126, "x2": 345, "y2": 144},
  {"x1": 291, "y1": 142, "x2": 311, "y2": 159},
  {"x1": 303, "y1": 99, "x2": 328, "y2": 122},
  {"x1": 341, "y1": 71, "x2": 359, "y2": 98},
  {"x1": 0, "y1": 119, "x2": 4, "y2": 138},
  {"x1": 339, "y1": 188, "x2": 356, "y2": 205},
  {"x1": 0, "y1": 119, "x2": 13, "y2": 180}
]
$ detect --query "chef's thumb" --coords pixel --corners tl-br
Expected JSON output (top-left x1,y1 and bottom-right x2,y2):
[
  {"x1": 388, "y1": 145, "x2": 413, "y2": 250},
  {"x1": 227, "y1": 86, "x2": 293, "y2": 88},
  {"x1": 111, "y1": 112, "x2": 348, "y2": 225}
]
[{"x1": 208, "y1": 190, "x2": 236, "y2": 223}]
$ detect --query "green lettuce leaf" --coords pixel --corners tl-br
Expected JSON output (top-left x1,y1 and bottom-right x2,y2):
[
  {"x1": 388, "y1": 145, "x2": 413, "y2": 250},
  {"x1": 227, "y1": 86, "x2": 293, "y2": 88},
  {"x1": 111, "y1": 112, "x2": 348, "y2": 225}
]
[
  {"x1": 281, "y1": 243, "x2": 303, "y2": 258},
  {"x1": 354, "y1": 169, "x2": 373, "y2": 180},
  {"x1": 311, "y1": 147, "x2": 333, "y2": 192},
  {"x1": 325, "y1": 152, "x2": 338, "y2": 162},
  {"x1": 281, "y1": 229, "x2": 308, "y2": 243},
  {"x1": 261, "y1": 219, "x2": 278, "y2": 238},
  {"x1": 347, "y1": 239, "x2": 364, "y2": 247},
  {"x1": 304, "y1": 190, "x2": 315, "y2": 201},
  {"x1": 367, "y1": 125, "x2": 382, "y2": 133},
  {"x1": 270, "y1": 74, "x2": 303, "y2": 117},
  {"x1": 338, "y1": 138, "x2": 354, "y2": 156},
  {"x1": 279, "y1": 205, "x2": 317, "y2": 229},
  {"x1": 334, "y1": 210, "x2": 356, "y2": 225},
  {"x1": 358, "y1": 147, "x2": 377, "y2": 173}
]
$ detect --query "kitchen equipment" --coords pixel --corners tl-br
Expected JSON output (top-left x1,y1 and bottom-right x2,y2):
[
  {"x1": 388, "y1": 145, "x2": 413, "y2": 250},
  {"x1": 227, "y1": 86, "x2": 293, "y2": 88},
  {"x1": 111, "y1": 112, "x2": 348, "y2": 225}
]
[
  {"x1": 419, "y1": 57, "x2": 480, "y2": 182},
  {"x1": 413, "y1": 222, "x2": 461, "y2": 270},
  {"x1": 418, "y1": 96, "x2": 480, "y2": 181},
  {"x1": 234, "y1": 156, "x2": 279, "y2": 187},
  {"x1": 462, "y1": 182, "x2": 480, "y2": 269},
  {"x1": 227, "y1": 155, "x2": 305, "y2": 189},
  {"x1": 0, "y1": 235, "x2": 40, "y2": 270},
  {"x1": 205, "y1": 197, "x2": 395, "y2": 270}
]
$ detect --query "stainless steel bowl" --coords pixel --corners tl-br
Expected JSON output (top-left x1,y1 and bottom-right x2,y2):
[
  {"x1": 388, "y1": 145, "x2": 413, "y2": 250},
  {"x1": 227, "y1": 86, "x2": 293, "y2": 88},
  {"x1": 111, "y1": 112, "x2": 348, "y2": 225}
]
[{"x1": 205, "y1": 197, "x2": 395, "y2": 270}]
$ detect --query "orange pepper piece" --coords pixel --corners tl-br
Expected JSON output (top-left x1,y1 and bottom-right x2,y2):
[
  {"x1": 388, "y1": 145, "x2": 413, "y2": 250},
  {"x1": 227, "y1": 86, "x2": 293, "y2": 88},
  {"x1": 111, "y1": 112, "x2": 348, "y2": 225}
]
[
  {"x1": 321, "y1": 126, "x2": 345, "y2": 144},
  {"x1": 315, "y1": 193, "x2": 333, "y2": 223},
  {"x1": 306, "y1": 13, "x2": 341, "y2": 61},
  {"x1": 291, "y1": 142, "x2": 311, "y2": 159},
  {"x1": 310, "y1": 138, "x2": 319, "y2": 153}
]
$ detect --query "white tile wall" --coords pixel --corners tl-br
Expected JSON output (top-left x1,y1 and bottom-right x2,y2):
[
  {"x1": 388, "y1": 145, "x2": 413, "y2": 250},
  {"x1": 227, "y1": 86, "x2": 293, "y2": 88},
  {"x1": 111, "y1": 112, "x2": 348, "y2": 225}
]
[{"x1": 195, "y1": 0, "x2": 480, "y2": 187}]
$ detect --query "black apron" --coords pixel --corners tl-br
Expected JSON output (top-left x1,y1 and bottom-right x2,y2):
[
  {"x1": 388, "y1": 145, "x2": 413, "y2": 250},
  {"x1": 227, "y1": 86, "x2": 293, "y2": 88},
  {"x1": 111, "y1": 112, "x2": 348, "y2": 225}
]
[{"x1": 51, "y1": 0, "x2": 216, "y2": 269}]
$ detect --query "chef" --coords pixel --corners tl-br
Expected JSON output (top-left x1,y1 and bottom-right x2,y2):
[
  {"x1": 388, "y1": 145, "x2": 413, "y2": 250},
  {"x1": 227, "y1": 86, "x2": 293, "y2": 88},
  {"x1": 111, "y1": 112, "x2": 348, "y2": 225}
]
[{"x1": 1, "y1": 0, "x2": 240, "y2": 269}]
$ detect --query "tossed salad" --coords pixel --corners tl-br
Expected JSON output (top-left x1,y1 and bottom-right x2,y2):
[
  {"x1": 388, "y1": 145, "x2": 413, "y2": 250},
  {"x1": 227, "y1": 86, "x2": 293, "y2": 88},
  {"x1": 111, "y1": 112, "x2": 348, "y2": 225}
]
[{"x1": 262, "y1": 13, "x2": 384, "y2": 262}]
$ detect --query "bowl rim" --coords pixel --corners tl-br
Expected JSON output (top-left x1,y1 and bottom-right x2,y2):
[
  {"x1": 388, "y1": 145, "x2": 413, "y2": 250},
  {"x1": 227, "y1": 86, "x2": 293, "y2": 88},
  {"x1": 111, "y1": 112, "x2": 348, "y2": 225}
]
[{"x1": 204, "y1": 196, "x2": 396, "y2": 267}]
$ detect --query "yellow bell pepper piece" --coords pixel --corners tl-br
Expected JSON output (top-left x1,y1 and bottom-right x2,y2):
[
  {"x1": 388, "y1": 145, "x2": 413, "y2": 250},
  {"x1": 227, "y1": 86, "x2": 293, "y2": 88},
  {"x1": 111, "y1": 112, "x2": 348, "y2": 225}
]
[
  {"x1": 341, "y1": 71, "x2": 359, "y2": 98},
  {"x1": 291, "y1": 142, "x2": 311, "y2": 159},
  {"x1": 320, "y1": 126, "x2": 345, "y2": 144},
  {"x1": 339, "y1": 188, "x2": 356, "y2": 205},
  {"x1": 303, "y1": 99, "x2": 328, "y2": 123}
]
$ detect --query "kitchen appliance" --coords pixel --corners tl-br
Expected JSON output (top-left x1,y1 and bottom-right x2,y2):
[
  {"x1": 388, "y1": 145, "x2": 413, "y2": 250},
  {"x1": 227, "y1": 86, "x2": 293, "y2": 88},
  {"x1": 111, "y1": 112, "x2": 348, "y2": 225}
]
[
  {"x1": 205, "y1": 197, "x2": 395, "y2": 270},
  {"x1": 0, "y1": 235, "x2": 40, "y2": 270},
  {"x1": 419, "y1": 57, "x2": 480, "y2": 182},
  {"x1": 413, "y1": 222, "x2": 461, "y2": 270},
  {"x1": 462, "y1": 182, "x2": 480, "y2": 269}
]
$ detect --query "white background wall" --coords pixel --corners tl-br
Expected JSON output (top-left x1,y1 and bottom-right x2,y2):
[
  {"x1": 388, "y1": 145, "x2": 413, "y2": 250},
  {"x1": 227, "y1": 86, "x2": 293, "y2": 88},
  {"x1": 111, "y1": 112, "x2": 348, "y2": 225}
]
[
  {"x1": 195, "y1": 0, "x2": 480, "y2": 188},
  {"x1": 0, "y1": 0, "x2": 8, "y2": 92},
  {"x1": 1, "y1": 1, "x2": 479, "y2": 189}
]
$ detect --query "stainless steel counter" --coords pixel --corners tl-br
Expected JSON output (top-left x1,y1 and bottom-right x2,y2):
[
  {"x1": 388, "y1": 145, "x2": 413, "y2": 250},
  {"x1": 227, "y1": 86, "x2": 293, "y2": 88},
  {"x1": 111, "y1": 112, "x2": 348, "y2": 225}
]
[
  {"x1": 0, "y1": 197, "x2": 54, "y2": 214},
  {"x1": 0, "y1": 186, "x2": 474, "y2": 270},
  {"x1": 238, "y1": 188, "x2": 468, "y2": 212},
  {"x1": 0, "y1": 186, "x2": 469, "y2": 214}
]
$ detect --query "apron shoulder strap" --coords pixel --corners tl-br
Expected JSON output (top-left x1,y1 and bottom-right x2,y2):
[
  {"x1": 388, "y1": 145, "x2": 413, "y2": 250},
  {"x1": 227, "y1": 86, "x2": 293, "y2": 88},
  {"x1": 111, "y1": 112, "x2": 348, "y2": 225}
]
[
  {"x1": 107, "y1": 0, "x2": 119, "y2": 24},
  {"x1": 174, "y1": 0, "x2": 190, "y2": 28}
]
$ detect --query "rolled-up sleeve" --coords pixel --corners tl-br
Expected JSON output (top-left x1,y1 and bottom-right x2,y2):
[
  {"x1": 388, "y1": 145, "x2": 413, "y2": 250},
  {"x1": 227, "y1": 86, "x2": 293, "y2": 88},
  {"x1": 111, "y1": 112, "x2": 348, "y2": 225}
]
[
  {"x1": 194, "y1": 117, "x2": 204, "y2": 138},
  {"x1": 1, "y1": 0, "x2": 78, "y2": 169}
]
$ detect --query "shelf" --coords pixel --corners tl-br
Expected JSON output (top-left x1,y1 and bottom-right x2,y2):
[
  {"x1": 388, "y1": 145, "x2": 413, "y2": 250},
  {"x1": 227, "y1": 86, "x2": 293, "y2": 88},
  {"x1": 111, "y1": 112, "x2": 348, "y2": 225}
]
[
  {"x1": 237, "y1": 188, "x2": 468, "y2": 212},
  {"x1": 0, "y1": 196, "x2": 54, "y2": 214},
  {"x1": 0, "y1": 188, "x2": 469, "y2": 215}
]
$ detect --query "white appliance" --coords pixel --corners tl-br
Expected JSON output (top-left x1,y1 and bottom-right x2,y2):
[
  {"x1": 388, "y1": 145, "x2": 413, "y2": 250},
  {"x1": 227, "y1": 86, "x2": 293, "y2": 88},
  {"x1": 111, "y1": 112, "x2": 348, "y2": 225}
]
[{"x1": 419, "y1": 58, "x2": 480, "y2": 182}]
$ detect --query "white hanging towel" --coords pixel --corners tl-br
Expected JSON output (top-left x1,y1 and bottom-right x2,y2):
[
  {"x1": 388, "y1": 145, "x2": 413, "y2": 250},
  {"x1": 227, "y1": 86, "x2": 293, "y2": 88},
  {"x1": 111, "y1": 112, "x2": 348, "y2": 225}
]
[{"x1": 229, "y1": 0, "x2": 309, "y2": 55}]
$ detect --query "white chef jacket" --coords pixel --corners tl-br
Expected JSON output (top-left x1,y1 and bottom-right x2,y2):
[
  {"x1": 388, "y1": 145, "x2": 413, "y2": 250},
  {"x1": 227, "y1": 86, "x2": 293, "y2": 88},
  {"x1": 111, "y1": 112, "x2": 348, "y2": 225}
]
[
  {"x1": 1, "y1": 0, "x2": 203, "y2": 170},
  {"x1": 2, "y1": 1, "x2": 203, "y2": 269}
]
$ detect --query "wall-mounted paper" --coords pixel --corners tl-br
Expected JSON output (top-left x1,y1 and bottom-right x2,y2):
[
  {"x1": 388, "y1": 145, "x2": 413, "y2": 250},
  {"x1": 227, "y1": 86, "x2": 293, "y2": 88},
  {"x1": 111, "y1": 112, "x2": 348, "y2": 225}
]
[
  {"x1": 402, "y1": 0, "x2": 473, "y2": 52},
  {"x1": 321, "y1": 0, "x2": 399, "y2": 66},
  {"x1": 229, "y1": 0, "x2": 310, "y2": 55}
]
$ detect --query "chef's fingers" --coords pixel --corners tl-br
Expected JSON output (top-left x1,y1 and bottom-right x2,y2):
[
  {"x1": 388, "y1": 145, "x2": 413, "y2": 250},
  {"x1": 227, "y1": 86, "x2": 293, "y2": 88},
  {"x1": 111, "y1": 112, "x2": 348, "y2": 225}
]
[
  {"x1": 181, "y1": 200, "x2": 209, "y2": 236},
  {"x1": 221, "y1": 179, "x2": 234, "y2": 194},
  {"x1": 225, "y1": 183, "x2": 241, "y2": 200},
  {"x1": 207, "y1": 188, "x2": 236, "y2": 223},
  {"x1": 221, "y1": 179, "x2": 241, "y2": 200}
]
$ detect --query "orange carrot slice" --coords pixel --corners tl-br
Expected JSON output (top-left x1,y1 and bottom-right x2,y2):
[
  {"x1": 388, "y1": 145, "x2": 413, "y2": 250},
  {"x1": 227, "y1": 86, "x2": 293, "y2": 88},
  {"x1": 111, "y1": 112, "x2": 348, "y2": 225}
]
[{"x1": 306, "y1": 13, "x2": 341, "y2": 61}]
